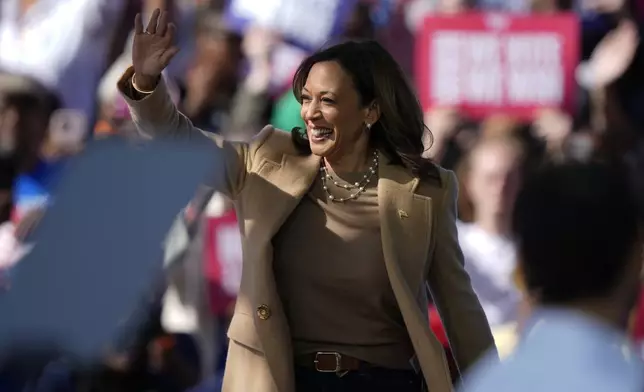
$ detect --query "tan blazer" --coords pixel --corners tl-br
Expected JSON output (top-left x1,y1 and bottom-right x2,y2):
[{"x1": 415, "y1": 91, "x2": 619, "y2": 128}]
[{"x1": 118, "y1": 67, "x2": 497, "y2": 392}]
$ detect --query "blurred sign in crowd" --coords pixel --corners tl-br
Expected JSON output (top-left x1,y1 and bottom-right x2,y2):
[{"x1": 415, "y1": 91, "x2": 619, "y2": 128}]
[{"x1": 418, "y1": 13, "x2": 579, "y2": 119}]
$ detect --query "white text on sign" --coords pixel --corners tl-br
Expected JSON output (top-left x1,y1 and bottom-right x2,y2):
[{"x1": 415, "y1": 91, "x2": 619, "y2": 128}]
[{"x1": 430, "y1": 31, "x2": 564, "y2": 106}]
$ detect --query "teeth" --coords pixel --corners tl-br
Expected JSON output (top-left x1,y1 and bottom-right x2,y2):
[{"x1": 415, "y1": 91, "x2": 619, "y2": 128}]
[{"x1": 311, "y1": 128, "x2": 332, "y2": 137}]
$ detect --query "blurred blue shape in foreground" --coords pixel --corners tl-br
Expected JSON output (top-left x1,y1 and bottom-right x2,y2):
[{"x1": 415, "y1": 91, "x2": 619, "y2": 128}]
[{"x1": 0, "y1": 136, "x2": 223, "y2": 366}]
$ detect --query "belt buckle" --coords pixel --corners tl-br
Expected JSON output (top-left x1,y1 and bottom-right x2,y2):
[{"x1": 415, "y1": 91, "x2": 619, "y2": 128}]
[
  {"x1": 314, "y1": 352, "x2": 342, "y2": 373},
  {"x1": 314, "y1": 352, "x2": 350, "y2": 377}
]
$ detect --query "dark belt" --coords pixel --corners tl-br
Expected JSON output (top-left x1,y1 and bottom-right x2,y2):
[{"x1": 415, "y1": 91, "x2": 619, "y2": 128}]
[{"x1": 295, "y1": 352, "x2": 365, "y2": 374}]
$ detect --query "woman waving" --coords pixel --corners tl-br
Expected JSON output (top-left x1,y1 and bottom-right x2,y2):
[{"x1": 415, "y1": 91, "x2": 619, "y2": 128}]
[{"x1": 118, "y1": 9, "x2": 497, "y2": 392}]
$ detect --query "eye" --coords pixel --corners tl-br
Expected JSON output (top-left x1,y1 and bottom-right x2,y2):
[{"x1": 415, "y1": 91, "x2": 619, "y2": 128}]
[
  {"x1": 300, "y1": 94, "x2": 311, "y2": 102},
  {"x1": 322, "y1": 97, "x2": 335, "y2": 104}
]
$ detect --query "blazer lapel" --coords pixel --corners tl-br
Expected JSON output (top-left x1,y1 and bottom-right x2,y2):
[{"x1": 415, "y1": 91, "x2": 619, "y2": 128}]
[
  {"x1": 377, "y1": 152, "x2": 433, "y2": 291},
  {"x1": 251, "y1": 152, "x2": 320, "y2": 238},
  {"x1": 378, "y1": 153, "x2": 449, "y2": 390},
  {"x1": 278, "y1": 153, "x2": 322, "y2": 198}
]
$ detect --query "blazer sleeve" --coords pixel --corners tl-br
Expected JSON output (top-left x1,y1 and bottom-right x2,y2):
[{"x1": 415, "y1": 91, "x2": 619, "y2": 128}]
[
  {"x1": 116, "y1": 66, "x2": 272, "y2": 199},
  {"x1": 427, "y1": 170, "x2": 499, "y2": 375}
]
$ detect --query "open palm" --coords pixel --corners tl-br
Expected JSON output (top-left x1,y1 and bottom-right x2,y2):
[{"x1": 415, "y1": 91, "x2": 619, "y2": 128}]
[{"x1": 132, "y1": 9, "x2": 180, "y2": 82}]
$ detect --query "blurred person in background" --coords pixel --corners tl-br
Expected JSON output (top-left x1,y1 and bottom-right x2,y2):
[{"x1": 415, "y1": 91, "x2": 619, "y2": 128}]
[
  {"x1": 0, "y1": 74, "x2": 60, "y2": 192},
  {"x1": 180, "y1": 11, "x2": 242, "y2": 133},
  {"x1": 428, "y1": 134, "x2": 524, "y2": 370},
  {"x1": 179, "y1": 12, "x2": 276, "y2": 140},
  {"x1": 461, "y1": 161, "x2": 644, "y2": 392},
  {"x1": 423, "y1": 107, "x2": 576, "y2": 179},
  {"x1": 118, "y1": 9, "x2": 496, "y2": 392},
  {"x1": 0, "y1": 0, "x2": 130, "y2": 124},
  {"x1": 423, "y1": 111, "x2": 535, "y2": 176},
  {"x1": 0, "y1": 74, "x2": 60, "y2": 185},
  {"x1": 576, "y1": 13, "x2": 641, "y2": 159},
  {"x1": 0, "y1": 73, "x2": 59, "y2": 279},
  {"x1": 424, "y1": 113, "x2": 528, "y2": 220},
  {"x1": 343, "y1": 1, "x2": 377, "y2": 39},
  {"x1": 457, "y1": 136, "x2": 524, "y2": 330}
]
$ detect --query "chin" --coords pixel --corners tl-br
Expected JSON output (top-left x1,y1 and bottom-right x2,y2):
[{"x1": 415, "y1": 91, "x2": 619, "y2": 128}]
[{"x1": 309, "y1": 139, "x2": 336, "y2": 157}]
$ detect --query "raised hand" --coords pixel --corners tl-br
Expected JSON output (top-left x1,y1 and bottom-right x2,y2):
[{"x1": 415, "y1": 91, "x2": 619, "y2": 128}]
[
  {"x1": 132, "y1": 9, "x2": 180, "y2": 91},
  {"x1": 533, "y1": 108, "x2": 572, "y2": 149},
  {"x1": 242, "y1": 25, "x2": 281, "y2": 64},
  {"x1": 585, "y1": 20, "x2": 639, "y2": 89}
]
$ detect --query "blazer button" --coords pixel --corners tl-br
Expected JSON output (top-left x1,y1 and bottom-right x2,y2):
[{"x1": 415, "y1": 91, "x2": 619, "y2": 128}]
[{"x1": 256, "y1": 304, "x2": 271, "y2": 320}]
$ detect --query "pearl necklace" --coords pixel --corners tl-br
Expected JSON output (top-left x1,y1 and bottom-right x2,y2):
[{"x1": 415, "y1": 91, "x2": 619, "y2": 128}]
[{"x1": 320, "y1": 151, "x2": 379, "y2": 202}]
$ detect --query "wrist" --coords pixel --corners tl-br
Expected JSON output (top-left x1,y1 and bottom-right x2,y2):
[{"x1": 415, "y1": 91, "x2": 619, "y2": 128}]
[{"x1": 132, "y1": 73, "x2": 161, "y2": 93}]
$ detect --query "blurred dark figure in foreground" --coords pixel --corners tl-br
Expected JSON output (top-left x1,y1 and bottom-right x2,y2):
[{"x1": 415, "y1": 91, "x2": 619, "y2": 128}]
[{"x1": 460, "y1": 161, "x2": 644, "y2": 392}]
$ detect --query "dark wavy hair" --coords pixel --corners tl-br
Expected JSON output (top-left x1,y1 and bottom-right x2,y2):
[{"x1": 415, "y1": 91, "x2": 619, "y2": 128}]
[
  {"x1": 512, "y1": 160, "x2": 641, "y2": 304},
  {"x1": 290, "y1": 40, "x2": 441, "y2": 183}
]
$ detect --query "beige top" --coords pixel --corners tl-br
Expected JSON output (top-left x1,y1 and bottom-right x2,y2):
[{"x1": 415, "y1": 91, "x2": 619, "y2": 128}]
[{"x1": 273, "y1": 163, "x2": 415, "y2": 369}]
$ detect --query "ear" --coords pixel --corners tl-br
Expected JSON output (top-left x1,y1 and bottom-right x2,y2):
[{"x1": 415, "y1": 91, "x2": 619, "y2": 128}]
[{"x1": 364, "y1": 101, "x2": 381, "y2": 127}]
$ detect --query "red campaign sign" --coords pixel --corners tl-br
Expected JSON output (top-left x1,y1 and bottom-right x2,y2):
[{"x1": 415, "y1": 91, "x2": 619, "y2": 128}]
[
  {"x1": 204, "y1": 210, "x2": 243, "y2": 315},
  {"x1": 415, "y1": 13, "x2": 579, "y2": 120}
]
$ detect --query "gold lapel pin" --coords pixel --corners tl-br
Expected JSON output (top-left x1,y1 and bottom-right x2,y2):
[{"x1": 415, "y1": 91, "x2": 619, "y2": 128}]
[{"x1": 398, "y1": 209, "x2": 408, "y2": 219}]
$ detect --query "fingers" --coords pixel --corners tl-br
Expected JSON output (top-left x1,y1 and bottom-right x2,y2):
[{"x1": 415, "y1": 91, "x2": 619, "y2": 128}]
[
  {"x1": 156, "y1": 10, "x2": 169, "y2": 37},
  {"x1": 163, "y1": 22, "x2": 177, "y2": 44},
  {"x1": 145, "y1": 8, "x2": 161, "y2": 34},
  {"x1": 134, "y1": 13, "x2": 144, "y2": 35},
  {"x1": 139, "y1": 9, "x2": 171, "y2": 37},
  {"x1": 159, "y1": 23, "x2": 179, "y2": 67},
  {"x1": 159, "y1": 47, "x2": 180, "y2": 68}
]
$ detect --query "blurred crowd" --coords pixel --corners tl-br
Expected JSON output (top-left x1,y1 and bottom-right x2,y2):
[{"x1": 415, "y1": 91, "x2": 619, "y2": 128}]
[{"x1": 0, "y1": 0, "x2": 643, "y2": 391}]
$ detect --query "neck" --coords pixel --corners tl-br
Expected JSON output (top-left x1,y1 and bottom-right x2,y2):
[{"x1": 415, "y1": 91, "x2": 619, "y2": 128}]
[
  {"x1": 324, "y1": 139, "x2": 372, "y2": 173},
  {"x1": 474, "y1": 211, "x2": 511, "y2": 236}
]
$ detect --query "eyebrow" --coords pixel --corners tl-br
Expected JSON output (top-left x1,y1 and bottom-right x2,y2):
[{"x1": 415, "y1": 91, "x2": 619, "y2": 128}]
[{"x1": 301, "y1": 87, "x2": 336, "y2": 96}]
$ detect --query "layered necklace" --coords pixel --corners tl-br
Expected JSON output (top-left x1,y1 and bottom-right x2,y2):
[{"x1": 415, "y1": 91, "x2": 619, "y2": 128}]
[{"x1": 320, "y1": 150, "x2": 379, "y2": 203}]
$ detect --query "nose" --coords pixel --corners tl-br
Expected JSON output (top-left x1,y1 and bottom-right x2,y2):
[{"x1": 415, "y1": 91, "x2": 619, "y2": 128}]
[{"x1": 302, "y1": 99, "x2": 321, "y2": 122}]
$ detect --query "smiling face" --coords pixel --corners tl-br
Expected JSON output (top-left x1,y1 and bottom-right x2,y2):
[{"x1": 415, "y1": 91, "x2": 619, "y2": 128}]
[{"x1": 300, "y1": 61, "x2": 373, "y2": 160}]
